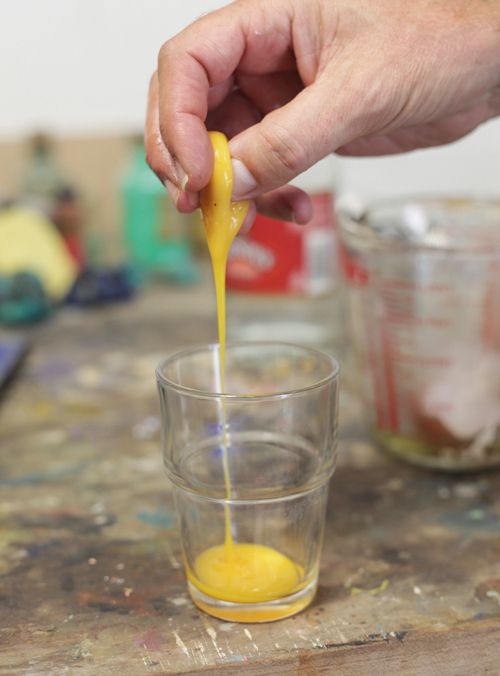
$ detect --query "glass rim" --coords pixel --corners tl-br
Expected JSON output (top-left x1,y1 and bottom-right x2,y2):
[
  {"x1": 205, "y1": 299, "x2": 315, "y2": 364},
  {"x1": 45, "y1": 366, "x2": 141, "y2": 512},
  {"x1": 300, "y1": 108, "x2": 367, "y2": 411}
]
[
  {"x1": 156, "y1": 340, "x2": 340, "y2": 400},
  {"x1": 337, "y1": 195, "x2": 500, "y2": 254}
]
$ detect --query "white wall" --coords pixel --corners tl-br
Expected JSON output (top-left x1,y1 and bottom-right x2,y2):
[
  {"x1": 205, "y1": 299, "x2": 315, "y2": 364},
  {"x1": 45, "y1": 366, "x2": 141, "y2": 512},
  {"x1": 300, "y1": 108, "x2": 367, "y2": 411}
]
[
  {"x1": 1, "y1": 0, "x2": 499, "y2": 197},
  {"x1": 340, "y1": 120, "x2": 500, "y2": 199},
  {"x1": 0, "y1": 0, "x2": 223, "y2": 137}
]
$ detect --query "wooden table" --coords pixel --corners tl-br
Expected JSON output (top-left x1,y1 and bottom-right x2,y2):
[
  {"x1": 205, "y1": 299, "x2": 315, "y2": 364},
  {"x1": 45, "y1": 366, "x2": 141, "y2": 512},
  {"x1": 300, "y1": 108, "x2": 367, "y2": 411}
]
[{"x1": 1, "y1": 284, "x2": 500, "y2": 675}]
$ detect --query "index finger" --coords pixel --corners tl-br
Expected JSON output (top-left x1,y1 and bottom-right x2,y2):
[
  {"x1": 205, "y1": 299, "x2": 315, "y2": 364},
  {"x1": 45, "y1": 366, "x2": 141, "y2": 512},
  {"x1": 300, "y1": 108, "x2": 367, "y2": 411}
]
[
  {"x1": 157, "y1": 0, "x2": 295, "y2": 193},
  {"x1": 157, "y1": 6, "x2": 247, "y2": 192}
]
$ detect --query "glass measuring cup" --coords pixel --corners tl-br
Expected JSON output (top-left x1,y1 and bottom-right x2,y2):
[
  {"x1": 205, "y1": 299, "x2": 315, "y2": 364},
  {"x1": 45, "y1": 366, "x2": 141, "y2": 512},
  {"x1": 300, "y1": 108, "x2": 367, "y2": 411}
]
[
  {"x1": 156, "y1": 342, "x2": 339, "y2": 622},
  {"x1": 338, "y1": 197, "x2": 500, "y2": 472}
]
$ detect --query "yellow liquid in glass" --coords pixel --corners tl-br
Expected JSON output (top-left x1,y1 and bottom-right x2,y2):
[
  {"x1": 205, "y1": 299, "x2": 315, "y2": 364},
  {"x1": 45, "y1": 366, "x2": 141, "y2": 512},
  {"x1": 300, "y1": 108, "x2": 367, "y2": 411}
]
[{"x1": 192, "y1": 132, "x2": 306, "y2": 621}]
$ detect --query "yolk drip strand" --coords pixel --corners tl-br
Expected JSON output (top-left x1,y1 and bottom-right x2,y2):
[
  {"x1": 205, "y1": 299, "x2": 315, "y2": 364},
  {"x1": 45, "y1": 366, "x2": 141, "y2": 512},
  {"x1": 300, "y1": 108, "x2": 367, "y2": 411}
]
[{"x1": 192, "y1": 131, "x2": 305, "y2": 621}]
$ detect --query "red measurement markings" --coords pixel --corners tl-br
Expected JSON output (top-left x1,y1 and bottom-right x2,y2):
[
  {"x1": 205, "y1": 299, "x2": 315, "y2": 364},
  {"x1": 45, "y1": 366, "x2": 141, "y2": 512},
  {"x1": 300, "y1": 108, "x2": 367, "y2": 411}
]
[
  {"x1": 481, "y1": 263, "x2": 500, "y2": 350},
  {"x1": 384, "y1": 314, "x2": 450, "y2": 328},
  {"x1": 374, "y1": 278, "x2": 450, "y2": 293},
  {"x1": 381, "y1": 323, "x2": 400, "y2": 432},
  {"x1": 390, "y1": 353, "x2": 451, "y2": 367}
]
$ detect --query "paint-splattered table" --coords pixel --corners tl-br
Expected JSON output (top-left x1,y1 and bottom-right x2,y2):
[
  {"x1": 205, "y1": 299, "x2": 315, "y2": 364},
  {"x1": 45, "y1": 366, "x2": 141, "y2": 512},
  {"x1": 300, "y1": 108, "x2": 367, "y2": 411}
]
[{"x1": 1, "y1": 284, "x2": 500, "y2": 675}]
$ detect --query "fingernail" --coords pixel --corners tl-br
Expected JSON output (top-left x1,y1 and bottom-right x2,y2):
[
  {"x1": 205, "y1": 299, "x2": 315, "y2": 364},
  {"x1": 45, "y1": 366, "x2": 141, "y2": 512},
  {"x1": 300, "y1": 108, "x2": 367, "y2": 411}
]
[
  {"x1": 172, "y1": 158, "x2": 188, "y2": 190},
  {"x1": 232, "y1": 159, "x2": 258, "y2": 199},
  {"x1": 239, "y1": 201, "x2": 256, "y2": 235},
  {"x1": 164, "y1": 179, "x2": 179, "y2": 205}
]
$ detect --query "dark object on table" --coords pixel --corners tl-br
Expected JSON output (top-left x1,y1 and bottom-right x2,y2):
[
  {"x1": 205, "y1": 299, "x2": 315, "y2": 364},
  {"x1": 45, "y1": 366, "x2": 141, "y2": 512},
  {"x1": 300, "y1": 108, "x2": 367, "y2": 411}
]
[
  {"x1": 0, "y1": 332, "x2": 29, "y2": 394},
  {"x1": 52, "y1": 186, "x2": 86, "y2": 270},
  {"x1": 65, "y1": 267, "x2": 136, "y2": 306},
  {"x1": 0, "y1": 273, "x2": 51, "y2": 324}
]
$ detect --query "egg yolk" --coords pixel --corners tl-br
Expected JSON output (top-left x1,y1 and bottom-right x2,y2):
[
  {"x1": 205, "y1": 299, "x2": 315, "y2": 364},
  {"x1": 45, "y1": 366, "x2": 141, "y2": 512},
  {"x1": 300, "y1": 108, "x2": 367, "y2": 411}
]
[{"x1": 191, "y1": 131, "x2": 307, "y2": 622}]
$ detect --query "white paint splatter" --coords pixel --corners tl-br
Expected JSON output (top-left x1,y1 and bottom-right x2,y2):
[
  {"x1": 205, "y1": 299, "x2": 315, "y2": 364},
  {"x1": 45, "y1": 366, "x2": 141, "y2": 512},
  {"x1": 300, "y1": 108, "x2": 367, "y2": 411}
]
[
  {"x1": 206, "y1": 626, "x2": 217, "y2": 641},
  {"x1": 413, "y1": 585, "x2": 422, "y2": 595},
  {"x1": 173, "y1": 631, "x2": 190, "y2": 658},
  {"x1": 453, "y1": 483, "x2": 480, "y2": 499},
  {"x1": 219, "y1": 623, "x2": 235, "y2": 632},
  {"x1": 205, "y1": 623, "x2": 226, "y2": 659},
  {"x1": 93, "y1": 514, "x2": 108, "y2": 526},
  {"x1": 243, "y1": 628, "x2": 259, "y2": 652},
  {"x1": 171, "y1": 596, "x2": 188, "y2": 606},
  {"x1": 486, "y1": 590, "x2": 500, "y2": 604}
]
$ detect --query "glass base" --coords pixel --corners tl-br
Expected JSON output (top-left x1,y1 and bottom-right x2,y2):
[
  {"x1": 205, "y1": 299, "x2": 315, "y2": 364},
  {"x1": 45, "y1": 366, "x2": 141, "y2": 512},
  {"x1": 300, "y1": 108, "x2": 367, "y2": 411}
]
[
  {"x1": 188, "y1": 577, "x2": 317, "y2": 623},
  {"x1": 375, "y1": 429, "x2": 500, "y2": 473}
]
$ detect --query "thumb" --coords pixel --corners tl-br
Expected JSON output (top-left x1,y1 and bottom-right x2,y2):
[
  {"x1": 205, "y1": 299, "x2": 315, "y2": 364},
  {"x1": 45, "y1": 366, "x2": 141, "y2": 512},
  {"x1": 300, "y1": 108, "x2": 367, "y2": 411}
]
[{"x1": 228, "y1": 77, "x2": 348, "y2": 198}]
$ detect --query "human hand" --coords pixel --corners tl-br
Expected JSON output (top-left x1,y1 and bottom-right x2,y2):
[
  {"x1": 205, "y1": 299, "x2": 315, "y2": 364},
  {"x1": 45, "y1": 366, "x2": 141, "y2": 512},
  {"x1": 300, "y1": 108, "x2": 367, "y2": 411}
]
[{"x1": 145, "y1": 0, "x2": 500, "y2": 221}]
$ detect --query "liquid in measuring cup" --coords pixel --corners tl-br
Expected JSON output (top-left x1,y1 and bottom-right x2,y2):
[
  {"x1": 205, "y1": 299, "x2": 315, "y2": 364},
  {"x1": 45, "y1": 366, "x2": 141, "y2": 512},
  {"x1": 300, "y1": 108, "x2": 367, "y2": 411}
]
[{"x1": 340, "y1": 198, "x2": 500, "y2": 471}]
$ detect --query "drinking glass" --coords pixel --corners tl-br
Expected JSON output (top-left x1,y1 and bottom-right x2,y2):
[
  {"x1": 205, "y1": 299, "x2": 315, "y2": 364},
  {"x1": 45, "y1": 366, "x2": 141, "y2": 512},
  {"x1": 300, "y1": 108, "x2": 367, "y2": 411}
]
[{"x1": 156, "y1": 342, "x2": 339, "y2": 622}]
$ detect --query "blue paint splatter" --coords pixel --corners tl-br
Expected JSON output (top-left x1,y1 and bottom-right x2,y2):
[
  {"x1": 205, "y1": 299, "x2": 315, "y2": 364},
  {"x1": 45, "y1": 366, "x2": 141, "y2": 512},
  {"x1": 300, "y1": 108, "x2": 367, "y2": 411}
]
[
  {"x1": 136, "y1": 508, "x2": 174, "y2": 529},
  {"x1": 438, "y1": 507, "x2": 499, "y2": 533},
  {"x1": 225, "y1": 655, "x2": 248, "y2": 663},
  {"x1": 0, "y1": 464, "x2": 83, "y2": 487}
]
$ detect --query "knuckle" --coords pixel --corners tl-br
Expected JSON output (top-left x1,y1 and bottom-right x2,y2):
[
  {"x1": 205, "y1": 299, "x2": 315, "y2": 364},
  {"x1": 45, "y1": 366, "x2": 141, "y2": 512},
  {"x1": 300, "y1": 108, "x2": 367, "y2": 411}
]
[
  {"x1": 260, "y1": 121, "x2": 306, "y2": 178},
  {"x1": 158, "y1": 40, "x2": 174, "y2": 68}
]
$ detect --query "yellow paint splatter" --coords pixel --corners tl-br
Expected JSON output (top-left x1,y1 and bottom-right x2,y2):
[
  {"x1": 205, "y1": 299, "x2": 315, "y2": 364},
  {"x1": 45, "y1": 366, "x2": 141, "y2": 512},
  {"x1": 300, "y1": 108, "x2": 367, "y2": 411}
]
[{"x1": 350, "y1": 579, "x2": 389, "y2": 596}]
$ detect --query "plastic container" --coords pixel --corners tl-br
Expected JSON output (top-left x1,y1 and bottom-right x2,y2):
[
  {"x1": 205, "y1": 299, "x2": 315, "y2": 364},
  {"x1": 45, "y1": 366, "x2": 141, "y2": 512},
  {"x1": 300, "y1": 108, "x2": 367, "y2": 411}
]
[
  {"x1": 22, "y1": 134, "x2": 66, "y2": 216},
  {"x1": 121, "y1": 140, "x2": 198, "y2": 284},
  {"x1": 338, "y1": 197, "x2": 500, "y2": 471}
]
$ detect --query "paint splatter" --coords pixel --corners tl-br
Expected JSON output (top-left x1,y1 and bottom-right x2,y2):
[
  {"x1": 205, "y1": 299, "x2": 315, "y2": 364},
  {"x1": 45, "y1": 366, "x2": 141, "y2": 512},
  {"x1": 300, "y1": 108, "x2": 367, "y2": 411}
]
[
  {"x1": 136, "y1": 508, "x2": 174, "y2": 529},
  {"x1": 171, "y1": 597, "x2": 188, "y2": 607},
  {"x1": 173, "y1": 630, "x2": 190, "y2": 657},
  {"x1": 133, "y1": 416, "x2": 160, "y2": 440},
  {"x1": 0, "y1": 464, "x2": 83, "y2": 487},
  {"x1": 350, "y1": 579, "x2": 389, "y2": 596},
  {"x1": 134, "y1": 630, "x2": 165, "y2": 651},
  {"x1": 206, "y1": 626, "x2": 217, "y2": 641}
]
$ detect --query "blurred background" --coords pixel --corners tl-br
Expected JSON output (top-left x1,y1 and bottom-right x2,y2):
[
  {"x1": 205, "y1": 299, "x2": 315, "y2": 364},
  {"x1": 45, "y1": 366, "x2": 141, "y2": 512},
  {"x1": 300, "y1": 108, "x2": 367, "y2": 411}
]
[{"x1": 1, "y1": 0, "x2": 500, "y2": 325}]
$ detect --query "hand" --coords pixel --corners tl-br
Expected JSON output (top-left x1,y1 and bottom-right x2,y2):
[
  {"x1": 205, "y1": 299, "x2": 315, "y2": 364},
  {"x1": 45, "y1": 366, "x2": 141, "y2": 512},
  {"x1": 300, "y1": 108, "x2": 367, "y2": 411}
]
[{"x1": 145, "y1": 0, "x2": 500, "y2": 222}]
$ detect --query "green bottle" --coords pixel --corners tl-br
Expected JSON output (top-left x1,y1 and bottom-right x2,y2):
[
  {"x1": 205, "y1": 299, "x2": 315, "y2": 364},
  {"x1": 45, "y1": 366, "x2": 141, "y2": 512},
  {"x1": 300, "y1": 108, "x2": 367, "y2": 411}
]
[
  {"x1": 22, "y1": 134, "x2": 65, "y2": 216},
  {"x1": 121, "y1": 139, "x2": 198, "y2": 284}
]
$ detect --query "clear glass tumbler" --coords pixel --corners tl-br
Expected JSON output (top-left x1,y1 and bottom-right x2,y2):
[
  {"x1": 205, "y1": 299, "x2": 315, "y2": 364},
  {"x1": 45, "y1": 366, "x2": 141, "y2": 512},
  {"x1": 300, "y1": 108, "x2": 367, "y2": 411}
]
[
  {"x1": 156, "y1": 342, "x2": 339, "y2": 622},
  {"x1": 338, "y1": 197, "x2": 500, "y2": 471}
]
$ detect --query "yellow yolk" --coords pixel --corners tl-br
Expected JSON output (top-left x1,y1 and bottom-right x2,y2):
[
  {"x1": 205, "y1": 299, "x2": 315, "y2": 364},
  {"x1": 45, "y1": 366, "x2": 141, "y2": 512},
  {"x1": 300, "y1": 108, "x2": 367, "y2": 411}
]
[
  {"x1": 200, "y1": 130, "x2": 249, "y2": 378},
  {"x1": 200, "y1": 130, "x2": 249, "y2": 545},
  {"x1": 192, "y1": 132, "x2": 306, "y2": 622}
]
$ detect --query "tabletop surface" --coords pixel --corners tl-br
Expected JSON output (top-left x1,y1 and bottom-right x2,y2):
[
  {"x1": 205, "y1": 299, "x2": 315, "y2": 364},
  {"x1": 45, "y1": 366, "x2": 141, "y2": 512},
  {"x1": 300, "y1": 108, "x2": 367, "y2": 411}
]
[{"x1": 1, "y1": 283, "x2": 500, "y2": 675}]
